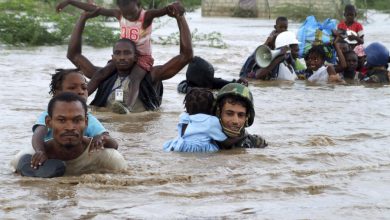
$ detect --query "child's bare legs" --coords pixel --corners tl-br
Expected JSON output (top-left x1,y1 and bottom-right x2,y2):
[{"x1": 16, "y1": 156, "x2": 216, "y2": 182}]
[{"x1": 126, "y1": 64, "x2": 147, "y2": 110}]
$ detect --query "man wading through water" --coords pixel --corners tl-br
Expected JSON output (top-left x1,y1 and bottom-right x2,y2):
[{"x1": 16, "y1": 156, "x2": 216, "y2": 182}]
[{"x1": 67, "y1": 7, "x2": 193, "y2": 113}]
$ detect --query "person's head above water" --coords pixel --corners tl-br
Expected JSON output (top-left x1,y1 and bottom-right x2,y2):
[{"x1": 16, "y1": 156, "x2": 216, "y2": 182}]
[
  {"x1": 185, "y1": 56, "x2": 215, "y2": 88},
  {"x1": 49, "y1": 69, "x2": 88, "y2": 102},
  {"x1": 345, "y1": 51, "x2": 358, "y2": 71},
  {"x1": 274, "y1": 31, "x2": 299, "y2": 49},
  {"x1": 46, "y1": 92, "x2": 88, "y2": 149},
  {"x1": 274, "y1": 16, "x2": 288, "y2": 33},
  {"x1": 116, "y1": 0, "x2": 142, "y2": 21},
  {"x1": 184, "y1": 88, "x2": 214, "y2": 115},
  {"x1": 305, "y1": 45, "x2": 326, "y2": 71},
  {"x1": 112, "y1": 38, "x2": 138, "y2": 73},
  {"x1": 215, "y1": 83, "x2": 254, "y2": 137}
]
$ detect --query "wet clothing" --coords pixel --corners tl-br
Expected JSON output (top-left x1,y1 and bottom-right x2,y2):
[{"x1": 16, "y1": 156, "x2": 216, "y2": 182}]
[
  {"x1": 10, "y1": 139, "x2": 127, "y2": 175},
  {"x1": 361, "y1": 69, "x2": 389, "y2": 83},
  {"x1": 222, "y1": 130, "x2": 267, "y2": 149},
  {"x1": 64, "y1": 139, "x2": 127, "y2": 175},
  {"x1": 90, "y1": 72, "x2": 163, "y2": 111},
  {"x1": 120, "y1": 9, "x2": 153, "y2": 71},
  {"x1": 240, "y1": 53, "x2": 297, "y2": 81},
  {"x1": 33, "y1": 112, "x2": 106, "y2": 141},
  {"x1": 163, "y1": 113, "x2": 227, "y2": 152},
  {"x1": 306, "y1": 66, "x2": 329, "y2": 83}
]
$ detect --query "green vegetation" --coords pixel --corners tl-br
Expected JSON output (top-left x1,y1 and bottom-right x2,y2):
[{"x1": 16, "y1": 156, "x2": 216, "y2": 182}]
[
  {"x1": 356, "y1": 0, "x2": 390, "y2": 12},
  {"x1": 272, "y1": 4, "x2": 339, "y2": 22},
  {"x1": 0, "y1": 0, "x2": 117, "y2": 47},
  {"x1": 0, "y1": 0, "x2": 202, "y2": 47}
]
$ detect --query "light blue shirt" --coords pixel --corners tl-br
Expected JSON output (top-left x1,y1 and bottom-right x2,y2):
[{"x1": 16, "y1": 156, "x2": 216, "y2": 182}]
[
  {"x1": 32, "y1": 111, "x2": 106, "y2": 141},
  {"x1": 163, "y1": 113, "x2": 227, "y2": 152}
]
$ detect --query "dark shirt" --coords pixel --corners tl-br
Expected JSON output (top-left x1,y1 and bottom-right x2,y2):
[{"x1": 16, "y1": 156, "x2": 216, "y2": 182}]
[{"x1": 91, "y1": 72, "x2": 163, "y2": 110}]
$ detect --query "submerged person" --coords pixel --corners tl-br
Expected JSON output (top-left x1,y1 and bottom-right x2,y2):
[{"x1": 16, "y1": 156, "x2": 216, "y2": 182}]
[
  {"x1": 56, "y1": 0, "x2": 185, "y2": 109},
  {"x1": 242, "y1": 31, "x2": 303, "y2": 81},
  {"x1": 66, "y1": 8, "x2": 192, "y2": 114},
  {"x1": 11, "y1": 93, "x2": 127, "y2": 177},
  {"x1": 360, "y1": 42, "x2": 390, "y2": 83},
  {"x1": 215, "y1": 83, "x2": 268, "y2": 149},
  {"x1": 341, "y1": 50, "x2": 359, "y2": 80},
  {"x1": 177, "y1": 56, "x2": 247, "y2": 94},
  {"x1": 239, "y1": 17, "x2": 288, "y2": 78},
  {"x1": 163, "y1": 88, "x2": 243, "y2": 152},
  {"x1": 30, "y1": 69, "x2": 118, "y2": 170},
  {"x1": 299, "y1": 45, "x2": 345, "y2": 84}
]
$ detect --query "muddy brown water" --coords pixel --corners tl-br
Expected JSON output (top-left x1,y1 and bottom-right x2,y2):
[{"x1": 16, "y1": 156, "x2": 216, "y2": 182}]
[{"x1": 1, "y1": 10, "x2": 390, "y2": 219}]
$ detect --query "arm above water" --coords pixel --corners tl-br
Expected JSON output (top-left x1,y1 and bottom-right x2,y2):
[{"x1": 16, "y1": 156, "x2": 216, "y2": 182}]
[
  {"x1": 56, "y1": 0, "x2": 121, "y2": 19},
  {"x1": 67, "y1": 10, "x2": 103, "y2": 79},
  {"x1": 149, "y1": 14, "x2": 193, "y2": 83}
]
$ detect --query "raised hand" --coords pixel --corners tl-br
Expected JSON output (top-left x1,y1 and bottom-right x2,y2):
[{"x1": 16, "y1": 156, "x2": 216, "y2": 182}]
[
  {"x1": 167, "y1": 1, "x2": 185, "y2": 17},
  {"x1": 81, "y1": 7, "x2": 101, "y2": 20},
  {"x1": 56, "y1": 0, "x2": 70, "y2": 13}
]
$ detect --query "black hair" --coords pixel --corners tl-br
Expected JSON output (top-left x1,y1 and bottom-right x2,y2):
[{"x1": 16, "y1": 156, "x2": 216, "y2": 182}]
[
  {"x1": 47, "y1": 92, "x2": 87, "y2": 117},
  {"x1": 344, "y1": 4, "x2": 356, "y2": 13},
  {"x1": 116, "y1": 0, "x2": 140, "y2": 7},
  {"x1": 217, "y1": 95, "x2": 249, "y2": 116},
  {"x1": 276, "y1": 16, "x2": 288, "y2": 24},
  {"x1": 186, "y1": 56, "x2": 215, "y2": 88},
  {"x1": 305, "y1": 45, "x2": 326, "y2": 61},
  {"x1": 184, "y1": 88, "x2": 215, "y2": 115},
  {"x1": 49, "y1": 69, "x2": 83, "y2": 96},
  {"x1": 113, "y1": 38, "x2": 137, "y2": 52}
]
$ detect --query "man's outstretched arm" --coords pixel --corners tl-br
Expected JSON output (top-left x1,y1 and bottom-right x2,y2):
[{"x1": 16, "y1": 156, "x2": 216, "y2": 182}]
[
  {"x1": 67, "y1": 10, "x2": 102, "y2": 79},
  {"x1": 150, "y1": 14, "x2": 193, "y2": 82}
]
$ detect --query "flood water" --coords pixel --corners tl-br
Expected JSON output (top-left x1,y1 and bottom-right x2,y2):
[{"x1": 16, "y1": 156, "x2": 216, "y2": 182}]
[{"x1": 1, "y1": 10, "x2": 390, "y2": 219}]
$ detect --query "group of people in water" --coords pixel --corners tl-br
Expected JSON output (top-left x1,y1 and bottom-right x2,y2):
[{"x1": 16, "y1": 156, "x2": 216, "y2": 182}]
[
  {"x1": 11, "y1": 1, "x2": 389, "y2": 178},
  {"x1": 240, "y1": 4, "x2": 390, "y2": 84}
]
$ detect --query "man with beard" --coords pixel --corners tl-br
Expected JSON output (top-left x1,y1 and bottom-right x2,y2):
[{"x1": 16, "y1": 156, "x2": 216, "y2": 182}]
[
  {"x1": 67, "y1": 7, "x2": 193, "y2": 114},
  {"x1": 214, "y1": 83, "x2": 268, "y2": 149},
  {"x1": 12, "y1": 92, "x2": 126, "y2": 177}
]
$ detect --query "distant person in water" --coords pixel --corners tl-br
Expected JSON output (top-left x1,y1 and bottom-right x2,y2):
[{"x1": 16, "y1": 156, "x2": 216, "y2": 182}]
[
  {"x1": 360, "y1": 42, "x2": 390, "y2": 83},
  {"x1": 177, "y1": 56, "x2": 248, "y2": 94},
  {"x1": 65, "y1": 8, "x2": 192, "y2": 114},
  {"x1": 11, "y1": 93, "x2": 127, "y2": 177}
]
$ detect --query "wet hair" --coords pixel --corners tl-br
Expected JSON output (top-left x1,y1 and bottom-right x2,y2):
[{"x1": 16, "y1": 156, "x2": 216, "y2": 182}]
[
  {"x1": 47, "y1": 92, "x2": 87, "y2": 117},
  {"x1": 186, "y1": 56, "x2": 214, "y2": 88},
  {"x1": 217, "y1": 95, "x2": 249, "y2": 115},
  {"x1": 184, "y1": 88, "x2": 215, "y2": 115},
  {"x1": 305, "y1": 45, "x2": 326, "y2": 61},
  {"x1": 344, "y1": 4, "x2": 356, "y2": 13},
  {"x1": 116, "y1": 0, "x2": 140, "y2": 7},
  {"x1": 113, "y1": 38, "x2": 137, "y2": 53},
  {"x1": 49, "y1": 69, "x2": 83, "y2": 96},
  {"x1": 276, "y1": 16, "x2": 288, "y2": 24}
]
